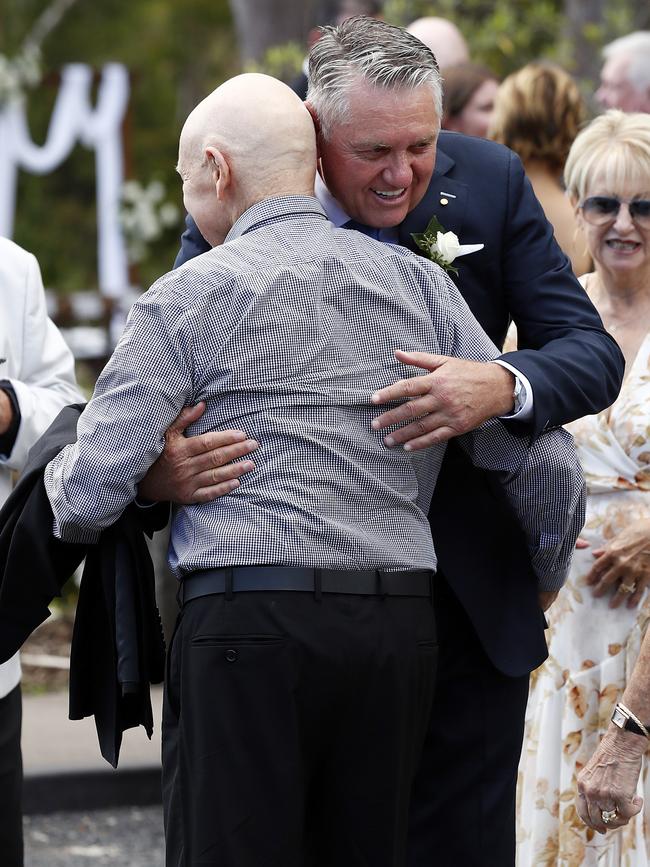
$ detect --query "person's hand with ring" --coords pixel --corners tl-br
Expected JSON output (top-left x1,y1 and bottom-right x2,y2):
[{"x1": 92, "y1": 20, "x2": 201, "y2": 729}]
[
  {"x1": 584, "y1": 518, "x2": 650, "y2": 608},
  {"x1": 576, "y1": 727, "x2": 645, "y2": 832},
  {"x1": 601, "y1": 807, "x2": 618, "y2": 824}
]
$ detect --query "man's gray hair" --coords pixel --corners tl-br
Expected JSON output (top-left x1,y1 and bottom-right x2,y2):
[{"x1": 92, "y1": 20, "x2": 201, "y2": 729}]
[
  {"x1": 603, "y1": 31, "x2": 650, "y2": 93},
  {"x1": 307, "y1": 16, "x2": 442, "y2": 139}
]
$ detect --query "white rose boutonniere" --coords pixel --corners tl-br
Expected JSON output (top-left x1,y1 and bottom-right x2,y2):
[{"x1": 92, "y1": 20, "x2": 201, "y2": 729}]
[{"x1": 411, "y1": 215, "x2": 484, "y2": 276}]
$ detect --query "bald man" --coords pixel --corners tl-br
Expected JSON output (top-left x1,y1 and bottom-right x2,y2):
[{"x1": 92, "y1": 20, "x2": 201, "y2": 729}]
[
  {"x1": 407, "y1": 16, "x2": 469, "y2": 69},
  {"x1": 44, "y1": 74, "x2": 583, "y2": 866},
  {"x1": 597, "y1": 31, "x2": 650, "y2": 113}
]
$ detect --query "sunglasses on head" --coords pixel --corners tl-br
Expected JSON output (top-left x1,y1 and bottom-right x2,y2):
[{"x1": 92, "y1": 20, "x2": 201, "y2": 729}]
[{"x1": 580, "y1": 195, "x2": 650, "y2": 227}]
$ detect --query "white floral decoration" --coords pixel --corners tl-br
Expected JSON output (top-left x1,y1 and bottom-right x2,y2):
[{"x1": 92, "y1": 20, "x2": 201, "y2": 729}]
[
  {"x1": 412, "y1": 216, "x2": 484, "y2": 275},
  {"x1": 119, "y1": 179, "x2": 180, "y2": 264},
  {"x1": 0, "y1": 0, "x2": 81, "y2": 106},
  {"x1": 0, "y1": 45, "x2": 42, "y2": 105}
]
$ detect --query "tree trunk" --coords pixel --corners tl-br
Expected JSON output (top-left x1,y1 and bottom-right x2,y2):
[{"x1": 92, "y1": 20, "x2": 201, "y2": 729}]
[
  {"x1": 228, "y1": 0, "x2": 336, "y2": 64},
  {"x1": 562, "y1": 0, "x2": 608, "y2": 84},
  {"x1": 633, "y1": 5, "x2": 650, "y2": 29}
]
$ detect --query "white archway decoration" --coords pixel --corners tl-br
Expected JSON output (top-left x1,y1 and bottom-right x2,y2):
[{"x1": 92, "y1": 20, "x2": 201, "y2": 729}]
[{"x1": 0, "y1": 63, "x2": 130, "y2": 298}]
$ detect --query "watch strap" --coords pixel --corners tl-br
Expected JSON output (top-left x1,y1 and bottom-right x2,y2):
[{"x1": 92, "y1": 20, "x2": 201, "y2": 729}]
[
  {"x1": 612, "y1": 702, "x2": 650, "y2": 738},
  {"x1": 0, "y1": 381, "x2": 20, "y2": 458}
]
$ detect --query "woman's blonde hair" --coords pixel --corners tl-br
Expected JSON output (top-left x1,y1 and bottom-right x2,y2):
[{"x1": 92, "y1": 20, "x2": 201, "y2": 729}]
[
  {"x1": 489, "y1": 62, "x2": 585, "y2": 173},
  {"x1": 564, "y1": 110, "x2": 650, "y2": 202}
]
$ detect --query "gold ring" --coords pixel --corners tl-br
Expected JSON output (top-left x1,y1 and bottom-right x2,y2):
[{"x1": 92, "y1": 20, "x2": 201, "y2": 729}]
[
  {"x1": 618, "y1": 583, "x2": 636, "y2": 594},
  {"x1": 601, "y1": 807, "x2": 618, "y2": 824}
]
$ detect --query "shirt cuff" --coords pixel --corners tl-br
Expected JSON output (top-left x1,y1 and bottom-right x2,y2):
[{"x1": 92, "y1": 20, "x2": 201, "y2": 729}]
[
  {"x1": 491, "y1": 360, "x2": 534, "y2": 422},
  {"x1": 0, "y1": 381, "x2": 21, "y2": 460}
]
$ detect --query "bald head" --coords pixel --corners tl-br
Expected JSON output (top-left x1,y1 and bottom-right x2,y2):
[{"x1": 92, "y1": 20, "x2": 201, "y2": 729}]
[
  {"x1": 407, "y1": 17, "x2": 469, "y2": 70},
  {"x1": 178, "y1": 73, "x2": 317, "y2": 245}
]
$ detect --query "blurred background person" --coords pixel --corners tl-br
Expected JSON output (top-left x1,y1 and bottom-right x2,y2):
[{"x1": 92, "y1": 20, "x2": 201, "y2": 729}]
[
  {"x1": 441, "y1": 61, "x2": 499, "y2": 139},
  {"x1": 290, "y1": 0, "x2": 384, "y2": 99},
  {"x1": 406, "y1": 16, "x2": 469, "y2": 69},
  {"x1": 335, "y1": 0, "x2": 383, "y2": 23},
  {"x1": 597, "y1": 32, "x2": 650, "y2": 113},
  {"x1": 489, "y1": 61, "x2": 591, "y2": 276},
  {"x1": 0, "y1": 237, "x2": 83, "y2": 867},
  {"x1": 517, "y1": 110, "x2": 650, "y2": 866}
]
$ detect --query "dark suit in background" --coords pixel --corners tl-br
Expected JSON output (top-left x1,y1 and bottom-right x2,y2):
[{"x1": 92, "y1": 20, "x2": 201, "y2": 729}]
[
  {"x1": 174, "y1": 132, "x2": 624, "y2": 865},
  {"x1": 289, "y1": 69, "x2": 309, "y2": 101}
]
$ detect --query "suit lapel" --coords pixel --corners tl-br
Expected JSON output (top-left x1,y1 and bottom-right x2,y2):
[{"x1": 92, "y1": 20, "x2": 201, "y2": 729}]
[{"x1": 399, "y1": 147, "x2": 468, "y2": 252}]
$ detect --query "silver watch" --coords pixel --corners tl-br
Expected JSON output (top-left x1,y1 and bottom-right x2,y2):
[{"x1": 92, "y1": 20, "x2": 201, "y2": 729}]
[
  {"x1": 611, "y1": 702, "x2": 650, "y2": 738},
  {"x1": 512, "y1": 377, "x2": 525, "y2": 414}
]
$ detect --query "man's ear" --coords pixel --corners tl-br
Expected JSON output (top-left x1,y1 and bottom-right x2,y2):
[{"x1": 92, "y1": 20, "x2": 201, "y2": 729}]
[
  {"x1": 205, "y1": 146, "x2": 231, "y2": 199},
  {"x1": 305, "y1": 103, "x2": 324, "y2": 159}
]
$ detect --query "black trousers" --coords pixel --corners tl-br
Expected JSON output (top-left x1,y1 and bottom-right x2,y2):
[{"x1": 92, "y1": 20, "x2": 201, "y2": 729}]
[
  {"x1": 0, "y1": 684, "x2": 23, "y2": 867},
  {"x1": 407, "y1": 575, "x2": 529, "y2": 867},
  {"x1": 162, "y1": 590, "x2": 437, "y2": 867}
]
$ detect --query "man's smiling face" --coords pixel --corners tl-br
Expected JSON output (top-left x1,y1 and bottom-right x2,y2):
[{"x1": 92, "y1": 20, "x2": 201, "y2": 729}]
[{"x1": 317, "y1": 81, "x2": 439, "y2": 228}]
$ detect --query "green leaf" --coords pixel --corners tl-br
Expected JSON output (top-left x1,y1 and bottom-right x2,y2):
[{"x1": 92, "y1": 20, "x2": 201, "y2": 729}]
[
  {"x1": 423, "y1": 214, "x2": 447, "y2": 236},
  {"x1": 410, "y1": 232, "x2": 431, "y2": 255},
  {"x1": 411, "y1": 214, "x2": 449, "y2": 257}
]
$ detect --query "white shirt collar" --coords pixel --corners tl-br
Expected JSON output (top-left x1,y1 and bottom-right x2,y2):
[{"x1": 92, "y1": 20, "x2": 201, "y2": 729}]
[
  {"x1": 315, "y1": 173, "x2": 400, "y2": 244},
  {"x1": 315, "y1": 172, "x2": 351, "y2": 227}
]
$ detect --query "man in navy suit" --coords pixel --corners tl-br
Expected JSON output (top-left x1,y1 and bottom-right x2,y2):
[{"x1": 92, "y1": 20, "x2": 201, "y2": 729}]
[{"x1": 148, "y1": 16, "x2": 624, "y2": 866}]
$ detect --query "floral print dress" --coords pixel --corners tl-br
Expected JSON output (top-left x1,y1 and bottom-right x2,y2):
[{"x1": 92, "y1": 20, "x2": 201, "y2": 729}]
[{"x1": 517, "y1": 333, "x2": 650, "y2": 866}]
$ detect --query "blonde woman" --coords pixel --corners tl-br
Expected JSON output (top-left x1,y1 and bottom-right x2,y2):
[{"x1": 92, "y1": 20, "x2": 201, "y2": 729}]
[
  {"x1": 517, "y1": 110, "x2": 650, "y2": 866},
  {"x1": 489, "y1": 62, "x2": 591, "y2": 275}
]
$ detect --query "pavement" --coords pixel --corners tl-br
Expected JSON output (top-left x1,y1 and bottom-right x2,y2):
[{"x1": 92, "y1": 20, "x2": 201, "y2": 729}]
[
  {"x1": 24, "y1": 806, "x2": 165, "y2": 866},
  {"x1": 22, "y1": 685, "x2": 164, "y2": 815}
]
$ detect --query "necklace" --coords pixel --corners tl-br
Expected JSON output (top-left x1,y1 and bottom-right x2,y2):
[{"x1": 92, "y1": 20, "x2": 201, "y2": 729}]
[
  {"x1": 586, "y1": 273, "x2": 650, "y2": 335},
  {"x1": 607, "y1": 315, "x2": 648, "y2": 334}
]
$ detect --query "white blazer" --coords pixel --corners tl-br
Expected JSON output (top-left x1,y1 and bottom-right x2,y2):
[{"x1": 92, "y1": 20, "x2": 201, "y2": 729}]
[{"x1": 0, "y1": 238, "x2": 83, "y2": 697}]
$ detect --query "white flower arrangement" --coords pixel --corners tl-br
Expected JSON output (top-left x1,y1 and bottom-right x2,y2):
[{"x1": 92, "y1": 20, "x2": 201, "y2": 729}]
[
  {"x1": 119, "y1": 179, "x2": 180, "y2": 264},
  {"x1": 411, "y1": 215, "x2": 484, "y2": 275},
  {"x1": 0, "y1": 0, "x2": 81, "y2": 105},
  {"x1": 0, "y1": 44, "x2": 41, "y2": 105}
]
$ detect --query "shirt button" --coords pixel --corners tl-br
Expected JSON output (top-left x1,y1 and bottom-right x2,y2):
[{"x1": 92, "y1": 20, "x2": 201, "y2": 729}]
[{"x1": 225, "y1": 649, "x2": 238, "y2": 662}]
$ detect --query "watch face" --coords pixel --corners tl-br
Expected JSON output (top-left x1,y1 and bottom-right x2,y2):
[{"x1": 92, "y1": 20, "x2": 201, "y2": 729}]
[{"x1": 612, "y1": 707, "x2": 627, "y2": 728}]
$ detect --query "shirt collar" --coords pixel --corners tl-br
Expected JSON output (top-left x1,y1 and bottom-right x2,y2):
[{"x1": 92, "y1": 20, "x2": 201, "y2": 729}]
[
  {"x1": 225, "y1": 195, "x2": 328, "y2": 243},
  {"x1": 314, "y1": 174, "x2": 399, "y2": 244},
  {"x1": 314, "y1": 173, "x2": 351, "y2": 227}
]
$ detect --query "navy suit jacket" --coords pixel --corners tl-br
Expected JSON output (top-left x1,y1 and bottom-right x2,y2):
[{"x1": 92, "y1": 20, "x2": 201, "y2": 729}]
[{"x1": 174, "y1": 132, "x2": 624, "y2": 676}]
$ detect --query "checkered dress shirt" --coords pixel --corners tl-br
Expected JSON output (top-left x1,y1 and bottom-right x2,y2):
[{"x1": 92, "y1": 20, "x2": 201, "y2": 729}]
[{"x1": 45, "y1": 196, "x2": 584, "y2": 589}]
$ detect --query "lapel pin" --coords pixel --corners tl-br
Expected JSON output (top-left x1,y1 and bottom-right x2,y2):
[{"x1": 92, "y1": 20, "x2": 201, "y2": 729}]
[
  {"x1": 440, "y1": 198, "x2": 449, "y2": 206},
  {"x1": 439, "y1": 191, "x2": 456, "y2": 206}
]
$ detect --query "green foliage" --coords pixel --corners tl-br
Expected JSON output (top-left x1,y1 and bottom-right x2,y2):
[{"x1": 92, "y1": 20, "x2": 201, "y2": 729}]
[
  {"x1": 384, "y1": 0, "x2": 563, "y2": 76},
  {"x1": 245, "y1": 40, "x2": 305, "y2": 83},
  {"x1": 2, "y1": 0, "x2": 647, "y2": 296},
  {"x1": 383, "y1": 0, "x2": 642, "y2": 79}
]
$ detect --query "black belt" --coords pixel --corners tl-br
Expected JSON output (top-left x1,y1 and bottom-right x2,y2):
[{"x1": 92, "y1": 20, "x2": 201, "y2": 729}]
[{"x1": 180, "y1": 566, "x2": 434, "y2": 604}]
